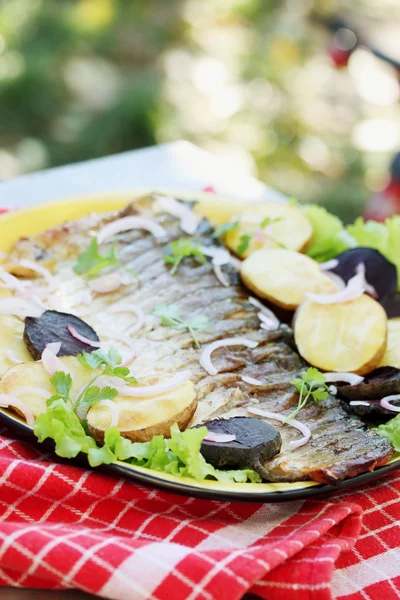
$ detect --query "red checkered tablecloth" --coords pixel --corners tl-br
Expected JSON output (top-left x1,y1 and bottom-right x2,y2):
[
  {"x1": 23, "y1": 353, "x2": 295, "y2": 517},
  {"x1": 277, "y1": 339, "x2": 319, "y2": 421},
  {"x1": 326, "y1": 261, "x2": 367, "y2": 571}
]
[{"x1": 0, "y1": 425, "x2": 399, "y2": 600}]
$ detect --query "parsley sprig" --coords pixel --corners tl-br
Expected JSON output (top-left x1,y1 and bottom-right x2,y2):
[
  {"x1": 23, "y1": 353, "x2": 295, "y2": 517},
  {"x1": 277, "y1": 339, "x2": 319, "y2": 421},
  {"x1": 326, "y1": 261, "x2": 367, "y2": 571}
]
[
  {"x1": 73, "y1": 238, "x2": 122, "y2": 278},
  {"x1": 237, "y1": 217, "x2": 284, "y2": 256},
  {"x1": 213, "y1": 220, "x2": 239, "y2": 238},
  {"x1": 285, "y1": 368, "x2": 330, "y2": 422},
  {"x1": 153, "y1": 303, "x2": 208, "y2": 348},
  {"x1": 49, "y1": 348, "x2": 137, "y2": 419},
  {"x1": 164, "y1": 239, "x2": 206, "y2": 275}
]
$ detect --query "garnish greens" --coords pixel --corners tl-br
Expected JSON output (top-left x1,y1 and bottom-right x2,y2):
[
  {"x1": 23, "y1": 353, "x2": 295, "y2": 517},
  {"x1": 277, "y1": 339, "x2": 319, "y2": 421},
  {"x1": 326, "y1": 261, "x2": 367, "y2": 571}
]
[
  {"x1": 164, "y1": 239, "x2": 206, "y2": 275},
  {"x1": 73, "y1": 237, "x2": 121, "y2": 278},
  {"x1": 49, "y1": 348, "x2": 137, "y2": 418},
  {"x1": 213, "y1": 219, "x2": 239, "y2": 238},
  {"x1": 153, "y1": 303, "x2": 208, "y2": 348},
  {"x1": 34, "y1": 406, "x2": 260, "y2": 482},
  {"x1": 376, "y1": 414, "x2": 400, "y2": 454},
  {"x1": 287, "y1": 368, "x2": 330, "y2": 422},
  {"x1": 301, "y1": 204, "x2": 352, "y2": 262},
  {"x1": 237, "y1": 217, "x2": 283, "y2": 256}
]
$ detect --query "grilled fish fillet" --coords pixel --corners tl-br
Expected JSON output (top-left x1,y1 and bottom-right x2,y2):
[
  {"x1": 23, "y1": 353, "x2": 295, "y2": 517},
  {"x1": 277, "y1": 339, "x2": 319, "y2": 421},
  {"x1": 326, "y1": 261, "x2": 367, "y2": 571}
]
[{"x1": 4, "y1": 195, "x2": 394, "y2": 484}]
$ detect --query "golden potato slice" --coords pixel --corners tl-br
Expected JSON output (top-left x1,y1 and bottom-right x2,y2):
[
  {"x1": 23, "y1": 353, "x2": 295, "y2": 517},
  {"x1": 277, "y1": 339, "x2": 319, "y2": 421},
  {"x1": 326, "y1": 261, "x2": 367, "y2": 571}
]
[
  {"x1": 379, "y1": 318, "x2": 400, "y2": 369},
  {"x1": 0, "y1": 356, "x2": 93, "y2": 418},
  {"x1": 193, "y1": 197, "x2": 250, "y2": 225},
  {"x1": 0, "y1": 315, "x2": 33, "y2": 377},
  {"x1": 240, "y1": 249, "x2": 338, "y2": 310},
  {"x1": 295, "y1": 295, "x2": 387, "y2": 375},
  {"x1": 87, "y1": 380, "x2": 197, "y2": 443},
  {"x1": 224, "y1": 203, "x2": 312, "y2": 258}
]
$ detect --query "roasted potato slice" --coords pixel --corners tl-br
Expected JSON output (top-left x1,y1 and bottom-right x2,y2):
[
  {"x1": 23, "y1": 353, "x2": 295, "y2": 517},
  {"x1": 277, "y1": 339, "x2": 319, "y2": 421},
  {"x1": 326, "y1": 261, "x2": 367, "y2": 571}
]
[
  {"x1": 295, "y1": 295, "x2": 387, "y2": 375},
  {"x1": 0, "y1": 314, "x2": 33, "y2": 377},
  {"x1": 87, "y1": 380, "x2": 197, "y2": 443},
  {"x1": 240, "y1": 249, "x2": 338, "y2": 310},
  {"x1": 379, "y1": 318, "x2": 400, "y2": 369},
  {"x1": 224, "y1": 203, "x2": 312, "y2": 258}
]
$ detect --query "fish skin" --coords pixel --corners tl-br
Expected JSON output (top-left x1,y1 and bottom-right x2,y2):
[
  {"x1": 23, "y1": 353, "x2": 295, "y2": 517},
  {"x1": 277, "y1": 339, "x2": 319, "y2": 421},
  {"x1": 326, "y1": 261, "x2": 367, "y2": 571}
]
[{"x1": 3, "y1": 196, "x2": 395, "y2": 484}]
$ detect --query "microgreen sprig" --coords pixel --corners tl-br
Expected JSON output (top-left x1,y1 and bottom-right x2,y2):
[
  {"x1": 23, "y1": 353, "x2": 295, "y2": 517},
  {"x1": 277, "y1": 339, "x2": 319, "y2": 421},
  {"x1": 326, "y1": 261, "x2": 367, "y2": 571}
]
[
  {"x1": 153, "y1": 303, "x2": 208, "y2": 348},
  {"x1": 213, "y1": 220, "x2": 239, "y2": 238},
  {"x1": 73, "y1": 238, "x2": 122, "y2": 278},
  {"x1": 236, "y1": 217, "x2": 284, "y2": 256},
  {"x1": 286, "y1": 368, "x2": 330, "y2": 422},
  {"x1": 164, "y1": 239, "x2": 206, "y2": 275}
]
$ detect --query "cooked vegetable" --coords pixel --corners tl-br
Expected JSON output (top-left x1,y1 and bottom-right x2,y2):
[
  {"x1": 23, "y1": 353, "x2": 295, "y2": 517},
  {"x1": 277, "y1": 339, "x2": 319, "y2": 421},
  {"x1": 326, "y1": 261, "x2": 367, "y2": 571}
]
[
  {"x1": 198, "y1": 417, "x2": 281, "y2": 474},
  {"x1": 240, "y1": 249, "x2": 338, "y2": 310},
  {"x1": 24, "y1": 310, "x2": 100, "y2": 360},
  {"x1": 381, "y1": 293, "x2": 400, "y2": 319},
  {"x1": 0, "y1": 314, "x2": 33, "y2": 377},
  {"x1": 295, "y1": 295, "x2": 387, "y2": 374},
  {"x1": 87, "y1": 379, "x2": 198, "y2": 443},
  {"x1": 337, "y1": 367, "x2": 400, "y2": 401},
  {"x1": 379, "y1": 318, "x2": 400, "y2": 369},
  {"x1": 324, "y1": 248, "x2": 397, "y2": 301},
  {"x1": 224, "y1": 203, "x2": 312, "y2": 258}
]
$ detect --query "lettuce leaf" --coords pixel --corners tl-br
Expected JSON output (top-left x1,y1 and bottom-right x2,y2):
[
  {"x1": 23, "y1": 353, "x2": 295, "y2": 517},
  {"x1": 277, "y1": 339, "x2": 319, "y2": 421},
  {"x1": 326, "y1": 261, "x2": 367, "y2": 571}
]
[
  {"x1": 376, "y1": 414, "x2": 400, "y2": 453},
  {"x1": 302, "y1": 204, "x2": 352, "y2": 262},
  {"x1": 34, "y1": 403, "x2": 261, "y2": 483},
  {"x1": 347, "y1": 216, "x2": 400, "y2": 288}
]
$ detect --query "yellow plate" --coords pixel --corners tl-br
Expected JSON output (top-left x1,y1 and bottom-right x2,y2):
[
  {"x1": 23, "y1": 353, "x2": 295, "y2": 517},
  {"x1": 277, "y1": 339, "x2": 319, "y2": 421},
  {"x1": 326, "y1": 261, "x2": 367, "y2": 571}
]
[{"x1": 0, "y1": 190, "x2": 398, "y2": 501}]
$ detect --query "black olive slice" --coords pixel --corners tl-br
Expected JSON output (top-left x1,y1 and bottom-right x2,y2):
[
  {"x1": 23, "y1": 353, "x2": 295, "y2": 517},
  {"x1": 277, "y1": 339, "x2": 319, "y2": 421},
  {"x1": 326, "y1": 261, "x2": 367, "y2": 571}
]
[
  {"x1": 197, "y1": 416, "x2": 281, "y2": 475},
  {"x1": 24, "y1": 310, "x2": 100, "y2": 360}
]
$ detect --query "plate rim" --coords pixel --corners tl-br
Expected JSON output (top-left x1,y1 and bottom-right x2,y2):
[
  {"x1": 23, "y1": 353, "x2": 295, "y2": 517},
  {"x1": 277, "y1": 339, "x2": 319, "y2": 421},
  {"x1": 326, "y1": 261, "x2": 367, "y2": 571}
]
[{"x1": 0, "y1": 191, "x2": 398, "y2": 502}]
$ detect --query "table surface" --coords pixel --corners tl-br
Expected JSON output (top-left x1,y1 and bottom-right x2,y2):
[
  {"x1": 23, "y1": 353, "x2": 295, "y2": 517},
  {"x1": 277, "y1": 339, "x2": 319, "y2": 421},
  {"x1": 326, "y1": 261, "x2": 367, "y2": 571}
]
[{"x1": 0, "y1": 141, "x2": 281, "y2": 599}]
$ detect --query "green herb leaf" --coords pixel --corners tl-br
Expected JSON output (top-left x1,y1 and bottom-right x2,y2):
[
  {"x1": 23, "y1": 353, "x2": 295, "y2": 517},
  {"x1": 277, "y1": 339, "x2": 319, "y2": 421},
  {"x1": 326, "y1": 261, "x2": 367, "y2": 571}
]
[
  {"x1": 376, "y1": 414, "x2": 400, "y2": 452},
  {"x1": 164, "y1": 239, "x2": 206, "y2": 275},
  {"x1": 213, "y1": 220, "x2": 239, "y2": 238},
  {"x1": 109, "y1": 367, "x2": 138, "y2": 384},
  {"x1": 50, "y1": 371, "x2": 72, "y2": 399},
  {"x1": 98, "y1": 386, "x2": 119, "y2": 401},
  {"x1": 153, "y1": 304, "x2": 208, "y2": 348},
  {"x1": 286, "y1": 368, "x2": 329, "y2": 422},
  {"x1": 73, "y1": 238, "x2": 121, "y2": 278},
  {"x1": 237, "y1": 234, "x2": 252, "y2": 256},
  {"x1": 302, "y1": 204, "x2": 352, "y2": 262},
  {"x1": 77, "y1": 351, "x2": 104, "y2": 371},
  {"x1": 260, "y1": 216, "x2": 281, "y2": 229}
]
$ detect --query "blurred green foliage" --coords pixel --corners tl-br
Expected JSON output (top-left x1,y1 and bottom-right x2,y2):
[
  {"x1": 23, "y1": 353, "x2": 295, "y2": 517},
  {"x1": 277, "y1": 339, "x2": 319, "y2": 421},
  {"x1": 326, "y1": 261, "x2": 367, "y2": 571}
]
[{"x1": 0, "y1": 0, "x2": 399, "y2": 221}]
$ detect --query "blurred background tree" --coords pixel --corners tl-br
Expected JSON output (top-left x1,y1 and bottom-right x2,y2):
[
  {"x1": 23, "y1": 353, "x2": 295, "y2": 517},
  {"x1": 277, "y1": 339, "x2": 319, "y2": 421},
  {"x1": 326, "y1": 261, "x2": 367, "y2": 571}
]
[{"x1": 0, "y1": 0, "x2": 399, "y2": 222}]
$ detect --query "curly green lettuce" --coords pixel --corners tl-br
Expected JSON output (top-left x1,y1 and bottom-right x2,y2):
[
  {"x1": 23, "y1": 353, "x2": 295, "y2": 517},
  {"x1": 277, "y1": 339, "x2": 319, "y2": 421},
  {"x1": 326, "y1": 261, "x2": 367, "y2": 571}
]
[
  {"x1": 34, "y1": 400, "x2": 261, "y2": 483},
  {"x1": 302, "y1": 204, "x2": 352, "y2": 262},
  {"x1": 376, "y1": 414, "x2": 400, "y2": 454}
]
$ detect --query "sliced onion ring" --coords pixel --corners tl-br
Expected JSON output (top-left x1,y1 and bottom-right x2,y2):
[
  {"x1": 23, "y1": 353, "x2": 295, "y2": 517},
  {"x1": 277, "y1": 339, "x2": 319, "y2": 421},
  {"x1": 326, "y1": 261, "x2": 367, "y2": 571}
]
[
  {"x1": 41, "y1": 344, "x2": 71, "y2": 376},
  {"x1": 241, "y1": 375, "x2": 264, "y2": 386},
  {"x1": 0, "y1": 297, "x2": 44, "y2": 319},
  {"x1": 107, "y1": 304, "x2": 145, "y2": 336},
  {"x1": 203, "y1": 432, "x2": 236, "y2": 443},
  {"x1": 258, "y1": 311, "x2": 280, "y2": 331},
  {"x1": 200, "y1": 338, "x2": 258, "y2": 376},
  {"x1": 349, "y1": 401, "x2": 371, "y2": 407},
  {"x1": 320, "y1": 259, "x2": 339, "y2": 271},
  {"x1": 155, "y1": 195, "x2": 200, "y2": 235},
  {"x1": 247, "y1": 406, "x2": 311, "y2": 450},
  {"x1": 0, "y1": 393, "x2": 35, "y2": 426},
  {"x1": 306, "y1": 269, "x2": 366, "y2": 304},
  {"x1": 324, "y1": 271, "x2": 346, "y2": 290},
  {"x1": 324, "y1": 372, "x2": 364, "y2": 385},
  {"x1": 99, "y1": 370, "x2": 191, "y2": 397},
  {"x1": 380, "y1": 395, "x2": 400, "y2": 413},
  {"x1": 91, "y1": 399, "x2": 120, "y2": 428},
  {"x1": 68, "y1": 325, "x2": 101, "y2": 348},
  {"x1": 5, "y1": 349, "x2": 24, "y2": 364},
  {"x1": 213, "y1": 264, "x2": 229, "y2": 287},
  {"x1": 97, "y1": 216, "x2": 167, "y2": 244}
]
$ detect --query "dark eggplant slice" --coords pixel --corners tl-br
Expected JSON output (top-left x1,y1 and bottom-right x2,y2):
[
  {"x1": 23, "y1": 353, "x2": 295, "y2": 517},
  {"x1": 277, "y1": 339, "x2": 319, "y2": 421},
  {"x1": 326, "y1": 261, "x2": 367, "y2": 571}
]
[
  {"x1": 337, "y1": 367, "x2": 400, "y2": 417},
  {"x1": 381, "y1": 292, "x2": 400, "y2": 319},
  {"x1": 327, "y1": 248, "x2": 397, "y2": 300},
  {"x1": 24, "y1": 310, "x2": 100, "y2": 360},
  {"x1": 198, "y1": 417, "x2": 281, "y2": 475}
]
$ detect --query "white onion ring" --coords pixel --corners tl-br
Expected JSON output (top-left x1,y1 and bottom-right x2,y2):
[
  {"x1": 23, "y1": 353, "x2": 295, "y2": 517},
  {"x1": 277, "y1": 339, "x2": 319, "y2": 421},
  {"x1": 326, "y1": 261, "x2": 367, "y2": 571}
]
[
  {"x1": 93, "y1": 400, "x2": 120, "y2": 428},
  {"x1": 324, "y1": 271, "x2": 346, "y2": 290},
  {"x1": 89, "y1": 273, "x2": 122, "y2": 294},
  {"x1": 97, "y1": 216, "x2": 167, "y2": 244},
  {"x1": 67, "y1": 325, "x2": 101, "y2": 348},
  {"x1": 349, "y1": 401, "x2": 370, "y2": 407},
  {"x1": 0, "y1": 394, "x2": 34, "y2": 426},
  {"x1": 241, "y1": 375, "x2": 264, "y2": 386},
  {"x1": 199, "y1": 246, "x2": 231, "y2": 266},
  {"x1": 46, "y1": 342, "x2": 62, "y2": 355},
  {"x1": 380, "y1": 395, "x2": 400, "y2": 413},
  {"x1": 0, "y1": 269, "x2": 31, "y2": 292},
  {"x1": 258, "y1": 311, "x2": 280, "y2": 331},
  {"x1": 200, "y1": 338, "x2": 258, "y2": 376},
  {"x1": 320, "y1": 259, "x2": 339, "y2": 271},
  {"x1": 155, "y1": 195, "x2": 200, "y2": 235},
  {"x1": 19, "y1": 259, "x2": 55, "y2": 292},
  {"x1": 356, "y1": 263, "x2": 378, "y2": 298},
  {"x1": 41, "y1": 344, "x2": 71, "y2": 376},
  {"x1": 306, "y1": 269, "x2": 366, "y2": 304},
  {"x1": 99, "y1": 370, "x2": 191, "y2": 397},
  {"x1": 0, "y1": 297, "x2": 44, "y2": 319},
  {"x1": 5, "y1": 349, "x2": 24, "y2": 364},
  {"x1": 324, "y1": 372, "x2": 364, "y2": 385},
  {"x1": 213, "y1": 264, "x2": 229, "y2": 287},
  {"x1": 247, "y1": 406, "x2": 311, "y2": 450},
  {"x1": 328, "y1": 385, "x2": 337, "y2": 396},
  {"x1": 203, "y1": 432, "x2": 236, "y2": 443},
  {"x1": 107, "y1": 304, "x2": 145, "y2": 336},
  {"x1": 248, "y1": 296, "x2": 280, "y2": 326}
]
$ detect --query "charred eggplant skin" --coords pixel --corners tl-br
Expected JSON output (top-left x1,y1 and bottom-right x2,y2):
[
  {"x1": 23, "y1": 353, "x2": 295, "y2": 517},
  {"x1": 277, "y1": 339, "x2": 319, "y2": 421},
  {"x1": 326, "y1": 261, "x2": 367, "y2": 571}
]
[
  {"x1": 337, "y1": 366, "x2": 400, "y2": 417},
  {"x1": 197, "y1": 416, "x2": 282, "y2": 471},
  {"x1": 24, "y1": 310, "x2": 100, "y2": 360}
]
